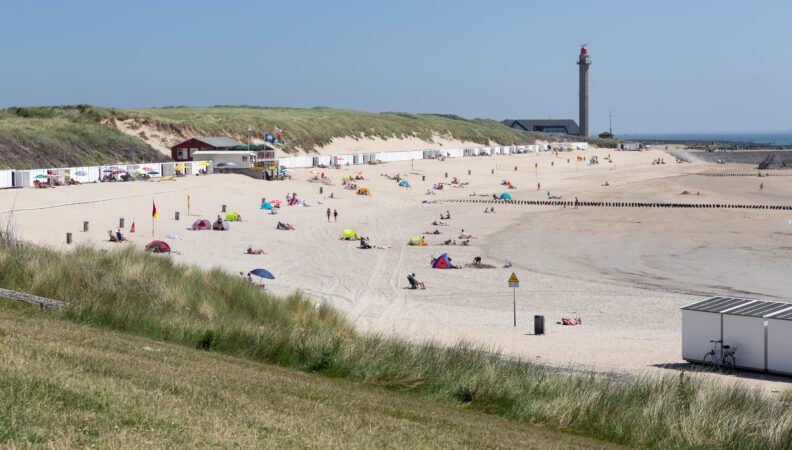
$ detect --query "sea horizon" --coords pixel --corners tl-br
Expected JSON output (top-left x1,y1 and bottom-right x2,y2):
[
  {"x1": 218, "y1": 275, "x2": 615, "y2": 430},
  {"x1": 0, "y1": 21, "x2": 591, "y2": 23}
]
[{"x1": 617, "y1": 132, "x2": 792, "y2": 146}]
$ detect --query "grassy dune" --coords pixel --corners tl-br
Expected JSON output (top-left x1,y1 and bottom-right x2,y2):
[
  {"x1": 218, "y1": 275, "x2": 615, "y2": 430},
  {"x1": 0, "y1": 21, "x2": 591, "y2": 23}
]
[
  {"x1": 0, "y1": 307, "x2": 612, "y2": 448},
  {"x1": 1, "y1": 242, "x2": 791, "y2": 448},
  {"x1": 118, "y1": 106, "x2": 538, "y2": 152},
  {"x1": 0, "y1": 106, "x2": 166, "y2": 169},
  {"x1": 0, "y1": 105, "x2": 545, "y2": 168}
]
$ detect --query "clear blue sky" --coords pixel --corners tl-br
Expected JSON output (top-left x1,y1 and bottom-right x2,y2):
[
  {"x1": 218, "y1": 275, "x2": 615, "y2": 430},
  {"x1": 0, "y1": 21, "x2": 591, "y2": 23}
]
[{"x1": 1, "y1": 0, "x2": 790, "y2": 134}]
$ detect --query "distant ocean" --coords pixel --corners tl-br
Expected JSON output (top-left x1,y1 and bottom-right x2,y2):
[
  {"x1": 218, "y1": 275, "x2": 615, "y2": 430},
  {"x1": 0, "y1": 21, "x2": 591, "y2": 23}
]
[{"x1": 618, "y1": 132, "x2": 792, "y2": 146}]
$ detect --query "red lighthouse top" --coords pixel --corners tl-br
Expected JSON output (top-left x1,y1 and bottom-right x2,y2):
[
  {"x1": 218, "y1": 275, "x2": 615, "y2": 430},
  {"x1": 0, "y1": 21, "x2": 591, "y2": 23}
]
[{"x1": 580, "y1": 46, "x2": 588, "y2": 55}]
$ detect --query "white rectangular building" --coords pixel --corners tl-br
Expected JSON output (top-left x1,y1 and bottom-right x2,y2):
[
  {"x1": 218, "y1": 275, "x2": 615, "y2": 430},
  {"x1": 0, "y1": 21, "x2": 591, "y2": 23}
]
[
  {"x1": 765, "y1": 308, "x2": 792, "y2": 375},
  {"x1": 721, "y1": 301, "x2": 792, "y2": 371},
  {"x1": 680, "y1": 296, "x2": 753, "y2": 363}
]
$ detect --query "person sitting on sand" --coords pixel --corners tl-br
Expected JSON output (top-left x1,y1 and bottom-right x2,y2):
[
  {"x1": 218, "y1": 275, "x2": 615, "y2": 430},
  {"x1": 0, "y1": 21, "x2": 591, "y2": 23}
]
[
  {"x1": 443, "y1": 239, "x2": 452, "y2": 245},
  {"x1": 108, "y1": 230, "x2": 118, "y2": 242},
  {"x1": 489, "y1": 207, "x2": 495, "y2": 213},
  {"x1": 407, "y1": 272, "x2": 426, "y2": 290},
  {"x1": 246, "y1": 246, "x2": 265, "y2": 255},
  {"x1": 115, "y1": 229, "x2": 127, "y2": 242},
  {"x1": 359, "y1": 237, "x2": 372, "y2": 249},
  {"x1": 460, "y1": 240, "x2": 470, "y2": 246},
  {"x1": 432, "y1": 221, "x2": 447, "y2": 226}
]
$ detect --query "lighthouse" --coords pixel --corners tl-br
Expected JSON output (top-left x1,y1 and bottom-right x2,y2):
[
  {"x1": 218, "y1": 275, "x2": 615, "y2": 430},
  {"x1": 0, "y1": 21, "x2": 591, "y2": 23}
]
[{"x1": 577, "y1": 45, "x2": 591, "y2": 138}]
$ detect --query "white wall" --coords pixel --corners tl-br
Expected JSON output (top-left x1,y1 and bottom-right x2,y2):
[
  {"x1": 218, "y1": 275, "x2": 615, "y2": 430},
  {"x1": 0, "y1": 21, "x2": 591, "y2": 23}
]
[
  {"x1": 722, "y1": 315, "x2": 766, "y2": 370},
  {"x1": 681, "y1": 310, "x2": 722, "y2": 362},
  {"x1": 0, "y1": 170, "x2": 14, "y2": 188},
  {"x1": 767, "y1": 319, "x2": 792, "y2": 375}
]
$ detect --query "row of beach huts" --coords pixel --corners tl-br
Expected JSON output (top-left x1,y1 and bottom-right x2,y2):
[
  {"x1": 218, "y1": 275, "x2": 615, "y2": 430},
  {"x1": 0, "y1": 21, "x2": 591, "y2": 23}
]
[{"x1": 0, "y1": 142, "x2": 589, "y2": 189}]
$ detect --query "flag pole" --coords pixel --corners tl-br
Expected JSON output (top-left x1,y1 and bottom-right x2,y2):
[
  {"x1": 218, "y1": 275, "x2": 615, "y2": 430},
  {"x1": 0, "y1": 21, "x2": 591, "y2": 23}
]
[{"x1": 152, "y1": 197, "x2": 155, "y2": 238}]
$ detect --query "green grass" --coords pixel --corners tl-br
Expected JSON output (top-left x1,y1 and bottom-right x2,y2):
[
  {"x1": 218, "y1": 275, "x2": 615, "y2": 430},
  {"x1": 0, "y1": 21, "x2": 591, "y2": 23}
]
[
  {"x1": 0, "y1": 106, "x2": 166, "y2": 169},
  {"x1": 0, "y1": 307, "x2": 613, "y2": 449},
  {"x1": 1, "y1": 241, "x2": 791, "y2": 448}
]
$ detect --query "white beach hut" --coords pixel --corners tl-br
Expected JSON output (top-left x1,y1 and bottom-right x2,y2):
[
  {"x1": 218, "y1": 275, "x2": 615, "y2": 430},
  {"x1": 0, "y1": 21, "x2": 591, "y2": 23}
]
[
  {"x1": 680, "y1": 296, "x2": 754, "y2": 363},
  {"x1": 765, "y1": 308, "x2": 792, "y2": 375},
  {"x1": 721, "y1": 301, "x2": 792, "y2": 371}
]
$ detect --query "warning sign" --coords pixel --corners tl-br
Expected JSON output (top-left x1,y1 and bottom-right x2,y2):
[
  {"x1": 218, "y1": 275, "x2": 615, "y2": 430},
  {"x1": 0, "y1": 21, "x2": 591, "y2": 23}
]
[{"x1": 508, "y1": 272, "x2": 519, "y2": 288}]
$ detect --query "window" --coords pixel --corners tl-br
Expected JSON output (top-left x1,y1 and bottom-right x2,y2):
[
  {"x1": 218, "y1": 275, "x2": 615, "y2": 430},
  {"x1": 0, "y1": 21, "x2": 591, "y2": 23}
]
[{"x1": 242, "y1": 156, "x2": 248, "y2": 162}]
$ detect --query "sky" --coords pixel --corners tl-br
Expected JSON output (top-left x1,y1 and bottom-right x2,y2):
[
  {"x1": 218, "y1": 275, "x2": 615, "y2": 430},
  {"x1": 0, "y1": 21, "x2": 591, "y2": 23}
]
[{"x1": 1, "y1": 0, "x2": 791, "y2": 134}]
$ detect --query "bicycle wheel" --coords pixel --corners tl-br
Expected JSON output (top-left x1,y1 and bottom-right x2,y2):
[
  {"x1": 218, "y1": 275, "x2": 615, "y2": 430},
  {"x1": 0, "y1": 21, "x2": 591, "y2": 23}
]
[
  {"x1": 702, "y1": 351, "x2": 715, "y2": 367},
  {"x1": 722, "y1": 354, "x2": 736, "y2": 374}
]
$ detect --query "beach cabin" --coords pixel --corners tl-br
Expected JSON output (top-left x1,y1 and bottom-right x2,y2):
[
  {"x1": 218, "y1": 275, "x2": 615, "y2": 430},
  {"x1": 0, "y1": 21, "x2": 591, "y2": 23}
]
[
  {"x1": 721, "y1": 301, "x2": 792, "y2": 371},
  {"x1": 680, "y1": 296, "x2": 754, "y2": 363},
  {"x1": 170, "y1": 137, "x2": 243, "y2": 162},
  {"x1": 191, "y1": 150, "x2": 257, "y2": 169},
  {"x1": 765, "y1": 308, "x2": 792, "y2": 375}
]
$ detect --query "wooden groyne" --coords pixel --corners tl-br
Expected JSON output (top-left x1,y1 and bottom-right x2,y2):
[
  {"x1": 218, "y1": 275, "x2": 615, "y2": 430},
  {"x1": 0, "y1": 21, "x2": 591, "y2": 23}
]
[{"x1": 444, "y1": 199, "x2": 792, "y2": 210}]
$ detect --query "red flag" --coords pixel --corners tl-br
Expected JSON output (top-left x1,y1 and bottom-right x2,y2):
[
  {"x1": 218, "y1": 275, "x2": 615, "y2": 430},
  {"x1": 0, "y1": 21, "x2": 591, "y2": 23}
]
[
  {"x1": 152, "y1": 201, "x2": 159, "y2": 219},
  {"x1": 130, "y1": 222, "x2": 136, "y2": 233}
]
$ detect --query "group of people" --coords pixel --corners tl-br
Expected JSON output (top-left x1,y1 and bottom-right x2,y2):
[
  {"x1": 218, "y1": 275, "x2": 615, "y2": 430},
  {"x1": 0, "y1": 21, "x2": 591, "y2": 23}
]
[
  {"x1": 108, "y1": 228, "x2": 130, "y2": 243},
  {"x1": 326, "y1": 208, "x2": 338, "y2": 222}
]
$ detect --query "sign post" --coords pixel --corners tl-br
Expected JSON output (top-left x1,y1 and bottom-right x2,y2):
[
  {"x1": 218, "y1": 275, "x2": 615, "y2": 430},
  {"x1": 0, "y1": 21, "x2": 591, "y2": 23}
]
[{"x1": 508, "y1": 272, "x2": 519, "y2": 326}]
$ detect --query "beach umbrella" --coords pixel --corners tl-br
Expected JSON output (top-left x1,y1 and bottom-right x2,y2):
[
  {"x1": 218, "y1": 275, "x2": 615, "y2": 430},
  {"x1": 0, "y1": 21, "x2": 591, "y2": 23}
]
[
  {"x1": 142, "y1": 167, "x2": 153, "y2": 171},
  {"x1": 34, "y1": 174, "x2": 47, "y2": 179},
  {"x1": 175, "y1": 164, "x2": 187, "y2": 169},
  {"x1": 250, "y1": 268, "x2": 275, "y2": 280},
  {"x1": 197, "y1": 161, "x2": 211, "y2": 166},
  {"x1": 216, "y1": 162, "x2": 237, "y2": 168},
  {"x1": 147, "y1": 170, "x2": 160, "y2": 175}
]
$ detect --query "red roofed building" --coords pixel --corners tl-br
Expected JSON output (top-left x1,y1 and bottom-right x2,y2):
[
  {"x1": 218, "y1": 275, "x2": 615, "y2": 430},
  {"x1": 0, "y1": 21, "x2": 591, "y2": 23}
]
[{"x1": 170, "y1": 136, "x2": 243, "y2": 162}]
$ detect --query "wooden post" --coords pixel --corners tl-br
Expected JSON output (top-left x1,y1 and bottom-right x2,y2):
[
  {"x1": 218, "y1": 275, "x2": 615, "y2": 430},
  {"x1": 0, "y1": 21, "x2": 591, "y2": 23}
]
[
  {"x1": 468, "y1": 170, "x2": 471, "y2": 175},
  {"x1": 83, "y1": 221, "x2": 89, "y2": 232},
  {"x1": 491, "y1": 169, "x2": 494, "y2": 174},
  {"x1": 445, "y1": 172, "x2": 448, "y2": 178},
  {"x1": 221, "y1": 204, "x2": 227, "y2": 213},
  {"x1": 175, "y1": 211, "x2": 180, "y2": 220},
  {"x1": 119, "y1": 217, "x2": 125, "y2": 228},
  {"x1": 422, "y1": 175, "x2": 425, "y2": 181},
  {"x1": 319, "y1": 187, "x2": 323, "y2": 194},
  {"x1": 514, "y1": 166, "x2": 517, "y2": 171},
  {"x1": 66, "y1": 232, "x2": 72, "y2": 244}
]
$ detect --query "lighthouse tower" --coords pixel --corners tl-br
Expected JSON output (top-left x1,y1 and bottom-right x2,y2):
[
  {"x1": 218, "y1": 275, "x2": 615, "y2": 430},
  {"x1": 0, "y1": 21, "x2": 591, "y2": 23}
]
[{"x1": 577, "y1": 45, "x2": 591, "y2": 138}]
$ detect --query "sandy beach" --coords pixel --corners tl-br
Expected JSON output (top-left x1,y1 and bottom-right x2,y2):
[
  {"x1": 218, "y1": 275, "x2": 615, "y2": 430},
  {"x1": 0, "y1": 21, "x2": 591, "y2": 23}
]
[{"x1": 4, "y1": 147, "x2": 792, "y2": 389}]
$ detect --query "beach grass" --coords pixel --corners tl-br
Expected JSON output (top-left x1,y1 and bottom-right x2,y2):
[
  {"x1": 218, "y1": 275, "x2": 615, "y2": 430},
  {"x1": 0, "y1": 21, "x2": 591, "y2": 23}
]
[
  {"x1": 0, "y1": 106, "x2": 166, "y2": 169},
  {"x1": 1, "y1": 241, "x2": 791, "y2": 448},
  {"x1": 116, "y1": 106, "x2": 539, "y2": 153}
]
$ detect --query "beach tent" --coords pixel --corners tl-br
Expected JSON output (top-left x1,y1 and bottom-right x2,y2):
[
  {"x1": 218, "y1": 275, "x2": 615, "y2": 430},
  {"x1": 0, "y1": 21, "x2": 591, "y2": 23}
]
[
  {"x1": 191, "y1": 219, "x2": 212, "y2": 230},
  {"x1": 408, "y1": 236, "x2": 424, "y2": 246},
  {"x1": 499, "y1": 193, "x2": 513, "y2": 200},
  {"x1": 261, "y1": 202, "x2": 273, "y2": 210},
  {"x1": 432, "y1": 253, "x2": 453, "y2": 269},
  {"x1": 145, "y1": 240, "x2": 171, "y2": 253},
  {"x1": 226, "y1": 212, "x2": 239, "y2": 221},
  {"x1": 213, "y1": 220, "x2": 231, "y2": 231},
  {"x1": 357, "y1": 187, "x2": 371, "y2": 195},
  {"x1": 341, "y1": 229, "x2": 358, "y2": 240},
  {"x1": 398, "y1": 180, "x2": 411, "y2": 187}
]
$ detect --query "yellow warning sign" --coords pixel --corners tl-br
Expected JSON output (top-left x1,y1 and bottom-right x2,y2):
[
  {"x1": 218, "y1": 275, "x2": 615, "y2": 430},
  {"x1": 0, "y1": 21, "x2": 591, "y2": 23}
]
[{"x1": 508, "y1": 273, "x2": 519, "y2": 283}]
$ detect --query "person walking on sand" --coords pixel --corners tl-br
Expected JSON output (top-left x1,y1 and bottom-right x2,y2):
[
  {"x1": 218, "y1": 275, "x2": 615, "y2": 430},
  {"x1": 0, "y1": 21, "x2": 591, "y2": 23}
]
[
  {"x1": 333, "y1": 209, "x2": 338, "y2": 222},
  {"x1": 760, "y1": 182, "x2": 764, "y2": 191},
  {"x1": 326, "y1": 208, "x2": 331, "y2": 222},
  {"x1": 537, "y1": 182, "x2": 541, "y2": 191},
  {"x1": 574, "y1": 196, "x2": 579, "y2": 209}
]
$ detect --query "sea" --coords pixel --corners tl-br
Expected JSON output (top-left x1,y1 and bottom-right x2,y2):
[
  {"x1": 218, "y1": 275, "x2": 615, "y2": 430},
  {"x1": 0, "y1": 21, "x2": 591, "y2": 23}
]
[{"x1": 618, "y1": 132, "x2": 792, "y2": 146}]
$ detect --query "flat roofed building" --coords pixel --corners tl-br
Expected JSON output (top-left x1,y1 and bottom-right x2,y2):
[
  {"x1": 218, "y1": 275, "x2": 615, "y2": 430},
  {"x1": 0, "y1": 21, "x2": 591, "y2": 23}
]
[{"x1": 502, "y1": 119, "x2": 580, "y2": 136}]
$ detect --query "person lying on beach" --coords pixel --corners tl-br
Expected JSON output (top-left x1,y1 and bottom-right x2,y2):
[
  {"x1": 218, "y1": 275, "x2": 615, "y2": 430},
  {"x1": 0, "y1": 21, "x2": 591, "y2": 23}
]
[
  {"x1": 423, "y1": 230, "x2": 441, "y2": 235},
  {"x1": 359, "y1": 238, "x2": 372, "y2": 249},
  {"x1": 561, "y1": 315, "x2": 582, "y2": 326},
  {"x1": 276, "y1": 222, "x2": 295, "y2": 230},
  {"x1": 246, "y1": 246, "x2": 265, "y2": 255},
  {"x1": 451, "y1": 177, "x2": 459, "y2": 184},
  {"x1": 431, "y1": 221, "x2": 447, "y2": 226},
  {"x1": 407, "y1": 273, "x2": 426, "y2": 290},
  {"x1": 460, "y1": 240, "x2": 470, "y2": 246}
]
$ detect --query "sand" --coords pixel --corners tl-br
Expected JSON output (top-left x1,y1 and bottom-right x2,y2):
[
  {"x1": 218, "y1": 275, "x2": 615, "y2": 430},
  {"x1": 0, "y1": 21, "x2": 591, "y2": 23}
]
[
  {"x1": 3, "y1": 147, "x2": 792, "y2": 390},
  {"x1": 311, "y1": 135, "x2": 495, "y2": 155}
]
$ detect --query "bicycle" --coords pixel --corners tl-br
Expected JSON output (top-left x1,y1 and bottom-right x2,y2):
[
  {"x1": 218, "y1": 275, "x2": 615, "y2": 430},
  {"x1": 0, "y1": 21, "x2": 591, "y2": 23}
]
[{"x1": 702, "y1": 340, "x2": 736, "y2": 373}]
